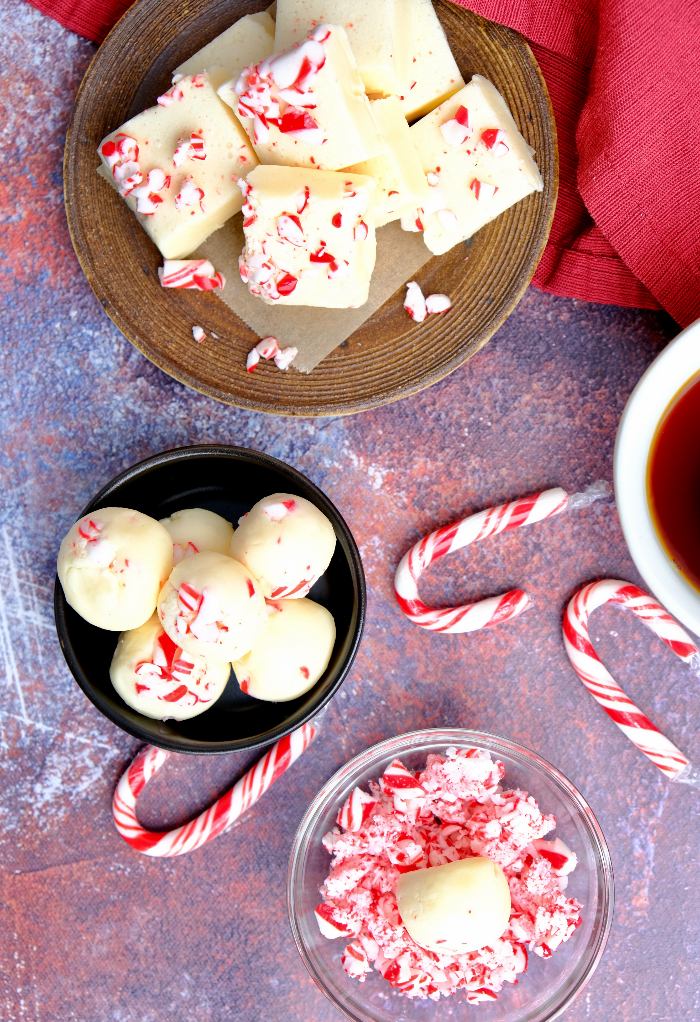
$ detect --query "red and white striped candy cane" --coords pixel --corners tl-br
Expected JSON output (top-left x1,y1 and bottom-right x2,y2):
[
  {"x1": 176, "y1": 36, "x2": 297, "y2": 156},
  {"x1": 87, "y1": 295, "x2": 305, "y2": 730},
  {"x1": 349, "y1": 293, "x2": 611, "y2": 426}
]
[
  {"x1": 113, "y1": 722, "x2": 317, "y2": 856},
  {"x1": 395, "y1": 487, "x2": 571, "y2": 632},
  {"x1": 563, "y1": 579, "x2": 700, "y2": 785}
]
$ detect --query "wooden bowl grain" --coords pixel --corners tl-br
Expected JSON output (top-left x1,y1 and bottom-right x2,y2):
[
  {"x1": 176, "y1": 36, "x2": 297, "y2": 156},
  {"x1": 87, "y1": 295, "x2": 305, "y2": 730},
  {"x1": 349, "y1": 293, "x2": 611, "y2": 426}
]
[{"x1": 64, "y1": 0, "x2": 557, "y2": 417}]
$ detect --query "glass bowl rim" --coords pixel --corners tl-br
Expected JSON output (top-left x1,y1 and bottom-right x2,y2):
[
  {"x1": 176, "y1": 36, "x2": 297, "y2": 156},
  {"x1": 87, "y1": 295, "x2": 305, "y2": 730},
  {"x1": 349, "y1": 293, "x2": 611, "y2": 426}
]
[{"x1": 287, "y1": 727, "x2": 614, "y2": 1022}]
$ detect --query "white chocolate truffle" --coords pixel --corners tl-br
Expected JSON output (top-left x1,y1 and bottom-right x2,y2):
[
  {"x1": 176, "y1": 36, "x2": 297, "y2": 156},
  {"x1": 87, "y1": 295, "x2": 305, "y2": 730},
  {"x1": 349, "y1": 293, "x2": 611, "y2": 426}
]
[
  {"x1": 396, "y1": 857, "x2": 511, "y2": 955},
  {"x1": 159, "y1": 508, "x2": 234, "y2": 563},
  {"x1": 233, "y1": 597, "x2": 335, "y2": 701},
  {"x1": 229, "y1": 493, "x2": 336, "y2": 598},
  {"x1": 57, "y1": 507, "x2": 173, "y2": 631},
  {"x1": 157, "y1": 551, "x2": 267, "y2": 663},
  {"x1": 110, "y1": 613, "x2": 230, "y2": 720}
]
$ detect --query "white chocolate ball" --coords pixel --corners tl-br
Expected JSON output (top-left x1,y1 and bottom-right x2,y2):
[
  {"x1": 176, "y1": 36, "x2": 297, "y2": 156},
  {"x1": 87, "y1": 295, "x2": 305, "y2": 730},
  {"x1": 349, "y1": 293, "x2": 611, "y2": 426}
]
[
  {"x1": 159, "y1": 507, "x2": 234, "y2": 564},
  {"x1": 232, "y1": 597, "x2": 335, "y2": 702},
  {"x1": 396, "y1": 857, "x2": 511, "y2": 955},
  {"x1": 57, "y1": 507, "x2": 173, "y2": 631},
  {"x1": 110, "y1": 613, "x2": 230, "y2": 720},
  {"x1": 157, "y1": 551, "x2": 267, "y2": 663},
  {"x1": 229, "y1": 493, "x2": 336, "y2": 599}
]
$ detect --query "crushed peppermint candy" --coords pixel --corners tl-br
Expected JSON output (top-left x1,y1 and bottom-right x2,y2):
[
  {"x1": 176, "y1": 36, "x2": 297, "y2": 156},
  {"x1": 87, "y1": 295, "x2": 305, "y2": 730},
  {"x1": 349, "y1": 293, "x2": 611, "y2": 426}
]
[
  {"x1": 274, "y1": 345, "x2": 298, "y2": 370},
  {"x1": 173, "y1": 131, "x2": 207, "y2": 167},
  {"x1": 425, "y1": 293, "x2": 452, "y2": 314},
  {"x1": 175, "y1": 176, "x2": 205, "y2": 212},
  {"x1": 316, "y1": 747, "x2": 582, "y2": 1002},
  {"x1": 255, "y1": 336, "x2": 280, "y2": 359},
  {"x1": 245, "y1": 338, "x2": 296, "y2": 373},
  {"x1": 192, "y1": 325, "x2": 205, "y2": 343},
  {"x1": 159, "y1": 259, "x2": 224, "y2": 291},
  {"x1": 404, "y1": 282, "x2": 453, "y2": 320},
  {"x1": 471, "y1": 179, "x2": 499, "y2": 202},
  {"x1": 481, "y1": 128, "x2": 509, "y2": 157},
  {"x1": 440, "y1": 106, "x2": 472, "y2": 147},
  {"x1": 233, "y1": 25, "x2": 330, "y2": 146},
  {"x1": 403, "y1": 281, "x2": 427, "y2": 322}
]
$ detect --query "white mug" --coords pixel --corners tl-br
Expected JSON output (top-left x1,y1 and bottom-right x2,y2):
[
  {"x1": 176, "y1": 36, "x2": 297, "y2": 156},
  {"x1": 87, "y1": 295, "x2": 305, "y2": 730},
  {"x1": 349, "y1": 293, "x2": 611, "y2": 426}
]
[{"x1": 615, "y1": 317, "x2": 700, "y2": 636}]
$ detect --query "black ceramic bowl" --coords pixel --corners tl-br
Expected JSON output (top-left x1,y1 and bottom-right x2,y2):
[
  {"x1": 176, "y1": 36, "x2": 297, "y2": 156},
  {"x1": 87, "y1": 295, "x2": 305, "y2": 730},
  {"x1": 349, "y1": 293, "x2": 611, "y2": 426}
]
[{"x1": 54, "y1": 445, "x2": 365, "y2": 753}]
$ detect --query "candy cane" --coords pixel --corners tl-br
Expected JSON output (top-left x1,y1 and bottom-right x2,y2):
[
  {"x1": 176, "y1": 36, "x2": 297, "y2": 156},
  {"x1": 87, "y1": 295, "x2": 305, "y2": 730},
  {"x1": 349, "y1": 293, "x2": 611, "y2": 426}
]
[
  {"x1": 395, "y1": 484, "x2": 611, "y2": 633},
  {"x1": 113, "y1": 723, "x2": 317, "y2": 856},
  {"x1": 563, "y1": 580, "x2": 700, "y2": 786}
]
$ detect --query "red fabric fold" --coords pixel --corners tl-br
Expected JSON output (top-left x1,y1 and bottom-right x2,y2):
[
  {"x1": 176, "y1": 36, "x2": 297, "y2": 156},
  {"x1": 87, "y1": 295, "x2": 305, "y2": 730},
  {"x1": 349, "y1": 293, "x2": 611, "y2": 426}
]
[{"x1": 27, "y1": 0, "x2": 700, "y2": 324}]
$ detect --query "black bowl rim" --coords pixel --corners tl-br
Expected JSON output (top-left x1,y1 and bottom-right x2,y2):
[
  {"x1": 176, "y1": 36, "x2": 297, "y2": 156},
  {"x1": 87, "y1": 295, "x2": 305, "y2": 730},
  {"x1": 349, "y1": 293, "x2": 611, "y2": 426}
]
[{"x1": 54, "y1": 444, "x2": 366, "y2": 754}]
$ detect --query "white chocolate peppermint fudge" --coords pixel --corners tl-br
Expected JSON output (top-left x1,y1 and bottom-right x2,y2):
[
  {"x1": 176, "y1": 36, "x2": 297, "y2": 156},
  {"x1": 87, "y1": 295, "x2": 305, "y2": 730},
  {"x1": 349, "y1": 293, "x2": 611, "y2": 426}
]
[
  {"x1": 345, "y1": 96, "x2": 429, "y2": 227},
  {"x1": 397, "y1": 0, "x2": 464, "y2": 122},
  {"x1": 97, "y1": 74, "x2": 258, "y2": 259},
  {"x1": 402, "y1": 75, "x2": 544, "y2": 255},
  {"x1": 238, "y1": 165, "x2": 376, "y2": 308},
  {"x1": 274, "y1": 0, "x2": 411, "y2": 97},
  {"x1": 217, "y1": 24, "x2": 383, "y2": 171},
  {"x1": 172, "y1": 12, "x2": 275, "y2": 92}
]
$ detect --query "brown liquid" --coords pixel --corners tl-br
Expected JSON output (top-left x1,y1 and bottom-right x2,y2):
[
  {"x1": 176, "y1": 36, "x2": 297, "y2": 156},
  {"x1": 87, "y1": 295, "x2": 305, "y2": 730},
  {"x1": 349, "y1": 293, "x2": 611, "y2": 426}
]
[{"x1": 647, "y1": 373, "x2": 700, "y2": 591}]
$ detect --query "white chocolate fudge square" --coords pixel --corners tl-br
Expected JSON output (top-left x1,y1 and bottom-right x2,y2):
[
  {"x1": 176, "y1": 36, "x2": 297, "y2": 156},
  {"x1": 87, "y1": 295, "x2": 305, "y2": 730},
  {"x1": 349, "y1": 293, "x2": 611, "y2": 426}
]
[
  {"x1": 172, "y1": 12, "x2": 275, "y2": 92},
  {"x1": 239, "y1": 165, "x2": 376, "y2": 308},
  {"x1": 345, "y1": 96, "x2": 429, "y2": 227},
  {"x1": 274, "y1": 0, "x2": 411, "y2": 96},
  {"x1": 397, "y1": 0, "x2": 464, "y2": 122},
  {"x1": 97, "y1": 74, "x2": 258, "y2": 259},
  {"x1": 217, "y1": 24, "x2": 383, "y2": 171},
  {"x1": 403, "y1": 75, "x2": 544, "y2": 255}
]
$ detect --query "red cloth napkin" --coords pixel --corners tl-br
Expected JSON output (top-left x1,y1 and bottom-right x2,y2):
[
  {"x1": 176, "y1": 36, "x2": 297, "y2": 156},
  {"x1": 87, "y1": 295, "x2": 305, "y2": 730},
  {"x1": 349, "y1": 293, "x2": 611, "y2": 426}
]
[{"x1": 30, "y1": 0, "x2": 700, "y2": 326}]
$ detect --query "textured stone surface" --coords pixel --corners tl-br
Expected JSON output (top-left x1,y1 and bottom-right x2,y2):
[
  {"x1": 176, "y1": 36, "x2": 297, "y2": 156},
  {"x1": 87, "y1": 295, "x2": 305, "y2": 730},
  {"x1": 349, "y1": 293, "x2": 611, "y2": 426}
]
[{"x1": 2, "y1": 3, "x2": 699, "y2": 1020}]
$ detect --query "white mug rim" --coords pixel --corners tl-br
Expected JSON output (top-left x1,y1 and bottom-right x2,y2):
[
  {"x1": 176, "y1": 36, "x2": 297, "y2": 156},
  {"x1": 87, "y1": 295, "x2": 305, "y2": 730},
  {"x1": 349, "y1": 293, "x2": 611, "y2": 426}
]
[{"x1": 614, "y1": 317, "x2": 700, "y2": 637}]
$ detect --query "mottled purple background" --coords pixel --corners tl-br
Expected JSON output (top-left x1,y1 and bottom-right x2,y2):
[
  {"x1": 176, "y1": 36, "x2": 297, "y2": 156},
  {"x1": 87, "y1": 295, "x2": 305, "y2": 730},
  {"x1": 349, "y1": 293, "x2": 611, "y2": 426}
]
[{"x1": 1, "y1": 3, "x2": 699, "y2": 1020}]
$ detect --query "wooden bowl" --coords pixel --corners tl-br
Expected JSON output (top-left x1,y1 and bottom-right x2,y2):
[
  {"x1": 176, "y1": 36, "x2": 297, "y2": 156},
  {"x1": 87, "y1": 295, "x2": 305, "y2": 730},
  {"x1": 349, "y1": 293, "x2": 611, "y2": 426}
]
[{"x1": 64, "y1": 0, "x2": 557, "y2": 417}]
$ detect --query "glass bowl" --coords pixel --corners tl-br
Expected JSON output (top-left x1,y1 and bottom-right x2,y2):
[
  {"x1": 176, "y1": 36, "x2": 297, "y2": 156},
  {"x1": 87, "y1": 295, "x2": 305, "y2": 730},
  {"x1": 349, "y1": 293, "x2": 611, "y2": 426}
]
[{"x1": 288, "y1": 729, "x2": 613, "y2": 1022}]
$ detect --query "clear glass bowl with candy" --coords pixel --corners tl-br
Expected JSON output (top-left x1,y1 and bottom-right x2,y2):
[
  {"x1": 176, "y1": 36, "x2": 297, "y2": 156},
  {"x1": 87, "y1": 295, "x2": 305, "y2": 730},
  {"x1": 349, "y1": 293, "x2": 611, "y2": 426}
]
[{"x1": 288, "y1": 729, "x2": 613, "y2": 1022}]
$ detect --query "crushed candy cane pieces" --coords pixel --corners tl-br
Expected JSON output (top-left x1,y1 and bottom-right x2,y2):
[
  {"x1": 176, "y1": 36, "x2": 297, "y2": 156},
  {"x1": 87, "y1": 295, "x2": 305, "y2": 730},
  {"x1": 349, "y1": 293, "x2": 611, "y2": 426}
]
[
  {"x1": 245, "y1": 338, "x2": 296, "y2": 373},
  {"x1": 404, "y1": 281, "x2": 427, "y2": 322},
  {"x1": 405, "y1": 282, "x2": 452, "y2": 321},
  {"x1": 159, "y1": 260, "x2": 224, "y2": 291},
  {"x1": 425, "y1": 293, "x2": 451, "y2": 314},
  {"x1": 192, "y1": 325, "x2": 205, "y2": 343},
  {"x1": 274, "y1": 346, "x2": 298, "y2": 370},
  {"x1": 255, "y1": 336, "x2": 280, "y2": 359}
]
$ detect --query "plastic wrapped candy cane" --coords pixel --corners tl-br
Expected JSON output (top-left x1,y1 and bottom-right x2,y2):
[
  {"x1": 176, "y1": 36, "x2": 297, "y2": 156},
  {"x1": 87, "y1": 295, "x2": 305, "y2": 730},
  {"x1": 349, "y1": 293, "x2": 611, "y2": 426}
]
[
  {"x1": 563, "y1": 579, "x2": 700, "y2": 787},
  {"x1": 113, "y1": 722, "x2": 318, "y2": 856},
  {"x1": 394, "y1": 481, "x2": 610, "y2": 633}
]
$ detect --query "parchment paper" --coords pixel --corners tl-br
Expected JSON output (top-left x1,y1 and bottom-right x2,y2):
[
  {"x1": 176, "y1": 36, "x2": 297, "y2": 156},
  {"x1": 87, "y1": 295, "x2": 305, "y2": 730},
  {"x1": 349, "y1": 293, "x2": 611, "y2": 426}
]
[{"x1": 196, "y1": 216, "x2": 433, "y2": 372}]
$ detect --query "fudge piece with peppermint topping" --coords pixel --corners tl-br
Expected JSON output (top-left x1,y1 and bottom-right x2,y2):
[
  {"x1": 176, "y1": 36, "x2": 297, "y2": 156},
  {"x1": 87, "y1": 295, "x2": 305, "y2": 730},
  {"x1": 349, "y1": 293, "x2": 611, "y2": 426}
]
[
  {"x1": 238, "y1": 164, "x2": 376, "y2": 308},
  {"x1": 97, "y1": 73, "x2": 257, "y2": 259}
]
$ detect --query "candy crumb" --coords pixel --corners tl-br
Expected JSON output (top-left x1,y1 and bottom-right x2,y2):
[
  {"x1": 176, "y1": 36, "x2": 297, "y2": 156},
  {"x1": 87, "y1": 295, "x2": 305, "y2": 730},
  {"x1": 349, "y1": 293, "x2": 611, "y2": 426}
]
[
  {"x1": 192, "y1": 325, "x2": 205, "y2": 343},
  {"x1": 425, "y1": 294, "x2": 452, "y2": 314},
  {"x1": 274, "y1": 346, "x2": 298, "y2": 371}
]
